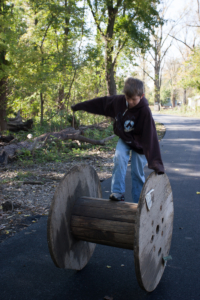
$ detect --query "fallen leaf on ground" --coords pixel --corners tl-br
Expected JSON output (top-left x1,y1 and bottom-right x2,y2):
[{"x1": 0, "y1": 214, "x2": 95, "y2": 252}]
[
  {"x1": 104, "y1": 296, "x2": 113, "y2": 300},
  {"x1": 106, "y1": 265, "x2": 111, "y2": 268},
  {"x1": 121, "y1": 264, "x2": 124, "y2": 267},
  {"x1": 196, "y1": 192, "x2": 200, "y2": 194}
]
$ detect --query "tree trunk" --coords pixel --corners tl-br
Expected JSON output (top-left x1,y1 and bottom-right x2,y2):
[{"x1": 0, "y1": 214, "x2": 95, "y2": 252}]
[
  {"x1": 142, "y1": 57, "x2": 146, "y2": 94},
  {"x1": 154, "y1": 47, "x2": 160, "y2": 110},
  {"x1": 58, "y1": 86, "x2": 65, "y2": 110},
  {"x1": 104, "y1": 5, "x2": 117, "y2": 96},
  {"x1": 154, "y1": 67, "x2": 160, "y2": 106},
  {"x1": 183, "y1": 88, "x2": 186, "y2": 105},
  {"x1": 40, "y1": 92, "x2": 44, "y2": 125},
  {"x1": 0, "y1": 78, "x2": 7, "y2": 131},
  {"x1": 105, "y1": 41, "x2": 116, "y2": 96},
  {"x1": 153, "y1": 40, "x2": 161, "y2": 110},
  {"x1": 171, "y1": 90, "x2": 176, "y2": 107}
]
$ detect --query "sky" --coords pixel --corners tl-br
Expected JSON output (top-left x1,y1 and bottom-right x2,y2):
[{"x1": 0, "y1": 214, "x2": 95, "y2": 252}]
[{"x1": 162, "y1": 0, "x2": 198, "y2": 59}]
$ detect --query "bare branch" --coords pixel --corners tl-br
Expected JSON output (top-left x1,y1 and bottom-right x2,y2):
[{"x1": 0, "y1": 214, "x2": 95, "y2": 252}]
[
  {"x1": 135, "y1": 52, "x2": 155, "y2": 68},
  {"x1": 137, "y1": 64, "x2": 154, "y2": 82},
  {"x1": 160, "y1": 41, "x2": 172, "y2": 63},
  {"x1": 148, "y1": 50, "x2": 155, "y2": 61},
  {"x1": 112, "y1": 38, "x2": 127, "y2": 66},
  {"x1": 168, "y1": 34, "x2": 193, "y2": 50},
  {"x1": 187, "y1": 24, "x2": 200, "y2": 27},
  {"x1": 87, "y1": 0, "x2": 106, "y2": 40},
  {"x1": 40, "y1": 18, "x2": 53, "y2": 52}
]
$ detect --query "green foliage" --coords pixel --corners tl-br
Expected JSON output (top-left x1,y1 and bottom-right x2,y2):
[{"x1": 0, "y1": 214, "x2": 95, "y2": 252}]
[
  {"x1": 179, "y1": 47, "x2": 200, "y2": 91},
  {"x1": 160, "y1": 87, "x2": 171, "y2": 105},
  {"x1": 11, "y1": 118, "x2": 117, "y2": 166}
]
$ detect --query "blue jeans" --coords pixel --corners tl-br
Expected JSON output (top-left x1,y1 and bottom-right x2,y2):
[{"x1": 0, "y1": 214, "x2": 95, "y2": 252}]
[{"x1": 111, "y1": 138, "x2": 147, "y2": 203}]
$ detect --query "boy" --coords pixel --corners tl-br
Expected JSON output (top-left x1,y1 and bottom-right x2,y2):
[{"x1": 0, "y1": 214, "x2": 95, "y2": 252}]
[{"x1": 71, "y1": 77, "x2": 164, "y2": 203}]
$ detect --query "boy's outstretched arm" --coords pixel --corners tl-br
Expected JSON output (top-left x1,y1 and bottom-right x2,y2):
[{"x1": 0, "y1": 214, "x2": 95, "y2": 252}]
[{"x1": 71, "y1": 96, "x2": 115, "y2": 118}]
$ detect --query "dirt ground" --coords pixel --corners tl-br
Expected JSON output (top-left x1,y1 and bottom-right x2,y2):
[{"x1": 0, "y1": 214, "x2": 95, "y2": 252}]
[
  {"x1": 0, "y1": 123, "x2": 166, "y2": 243},
  {"x1": 0, "y1": 150, "x2": 115, "y2": 242}
]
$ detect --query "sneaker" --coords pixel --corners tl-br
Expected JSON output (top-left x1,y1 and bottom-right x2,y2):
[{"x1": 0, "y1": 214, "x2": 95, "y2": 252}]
[{"x1": 109, "y1": 193, "x2": 125, "y2": 201}]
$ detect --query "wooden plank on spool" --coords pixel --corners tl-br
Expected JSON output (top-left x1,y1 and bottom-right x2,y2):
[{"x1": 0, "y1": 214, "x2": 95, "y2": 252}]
[
  {"x1": 72, "y1": 227, "x2": 134, "y2": 249},
  {"x1": 72, "y1": 199, "x2": 137, "y2": 223},
  {"x1": 134, "y1": 172, "x2": 174, "y2": 292},
  {"x1": 74, "y1": 236, "x2": 133, "y2": 250},
  {"x1": 78, "y1": 197, "x2": 138, "y2": 211},
  {"x1": 71, "y1": 215, "x2": 135, "y2": 235}
]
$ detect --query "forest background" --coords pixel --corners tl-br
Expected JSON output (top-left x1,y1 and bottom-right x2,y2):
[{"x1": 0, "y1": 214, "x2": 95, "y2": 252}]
[{"x1": 1, "y1": 0, "x2": 200, "y2": 132}]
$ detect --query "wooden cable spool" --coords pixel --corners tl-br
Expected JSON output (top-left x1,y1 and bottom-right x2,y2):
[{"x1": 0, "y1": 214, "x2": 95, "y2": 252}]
[{"x1": 47, "y1": 164, "x2": 174, "y2": 292}]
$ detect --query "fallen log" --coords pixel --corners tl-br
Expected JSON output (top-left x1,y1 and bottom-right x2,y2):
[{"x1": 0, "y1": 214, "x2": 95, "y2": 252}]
[
  {"x1": 0, "y1": 127, "x2": 116, "y2": 165},
  {"x1": 0, "y1": 135, "x2": 14, "y2": 144},
  {"x1": 7, "y1": 111, "x2": 33, "y2": 132}
]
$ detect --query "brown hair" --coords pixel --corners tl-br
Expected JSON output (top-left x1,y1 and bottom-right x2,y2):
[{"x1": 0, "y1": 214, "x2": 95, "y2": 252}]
[{"x1": 123, "y1": 77, "x2": 144, "y2": 97}]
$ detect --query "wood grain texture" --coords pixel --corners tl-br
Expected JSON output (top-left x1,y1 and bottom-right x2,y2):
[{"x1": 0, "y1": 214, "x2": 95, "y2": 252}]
[
  {"x1": 72, "y1": 197, "x2": 137, "y2": 223},
  {"x1": 72, "y1": 227, "x2": 134, "y2": 250},
  {"x1": 134, "y1": 172, "x2": 174, "y2": 292},
  {"x1": 47, "y1": 164, "x2": 102, "y2": 270},
  {"x1": 77, "y1": 197, "x2": 138, "y2": 211},
  {"x1": 71, "y1": 197, "x2": 136, "y2": 249}
]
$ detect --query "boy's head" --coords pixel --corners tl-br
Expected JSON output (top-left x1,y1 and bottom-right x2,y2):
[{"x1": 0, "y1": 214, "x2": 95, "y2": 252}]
[
  {"x1": 123, "y1": 77, "x2": 144, "y2": 98},
  {"x1": 123, "y1": 77, "x2": 144, "y2": 108}
]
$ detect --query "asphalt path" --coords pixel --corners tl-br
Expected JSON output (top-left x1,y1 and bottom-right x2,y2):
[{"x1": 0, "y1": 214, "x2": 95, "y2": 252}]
[{"x1": 1, "y1": 114, "x2": 200, "y2": 300}]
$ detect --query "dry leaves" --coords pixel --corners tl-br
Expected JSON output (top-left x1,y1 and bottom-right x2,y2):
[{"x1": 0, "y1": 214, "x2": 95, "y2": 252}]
[{"x1": 0, "y1": 150, "x2": 115, "y2": 242}]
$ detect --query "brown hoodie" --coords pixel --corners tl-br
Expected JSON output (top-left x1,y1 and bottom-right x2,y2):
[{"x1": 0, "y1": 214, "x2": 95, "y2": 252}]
[{"x1": 73, "y1": 95, "x2": 164, "y2": 174}]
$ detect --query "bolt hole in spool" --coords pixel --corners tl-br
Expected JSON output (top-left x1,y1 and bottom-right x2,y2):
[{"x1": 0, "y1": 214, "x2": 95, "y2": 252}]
[
  {"x1": 160, "y1": 205, "x2": 162, "y2": 211},
  {"x1": 151, "y1": 235, "x2": 154, "y2": 243},
  {"x1": 47, "y1": 164, "x2": 174, "y2": 293},
  {"x1": 162, "y1": 217, "x2": 164, "y2": 223}
]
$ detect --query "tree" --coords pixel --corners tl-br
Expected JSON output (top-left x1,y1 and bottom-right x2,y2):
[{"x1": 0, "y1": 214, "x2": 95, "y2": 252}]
[
  {"x1": 164, "y1": 58, "x2": 181, "y2": 107},
  {"x1": 87, "y1": 0, "x2": 160, "y2": 96},
  {"x1": 0, "y1": 1, "x2": 14, "y2": 130},
  {"x1": 8, "y1": 0, "x2": 86, "y2": 124},
  {"x1": 129, "y1": 0, "x2": 187, "y2": 107},
  {"x1": 180, "y1": 47, "x2": 200, "y2": 93}
]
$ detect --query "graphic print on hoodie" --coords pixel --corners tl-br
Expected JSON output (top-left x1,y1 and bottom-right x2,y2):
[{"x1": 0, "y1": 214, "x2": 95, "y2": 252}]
[{"x1": 115, "y1": 110, "x2": 135, "y2": 133}]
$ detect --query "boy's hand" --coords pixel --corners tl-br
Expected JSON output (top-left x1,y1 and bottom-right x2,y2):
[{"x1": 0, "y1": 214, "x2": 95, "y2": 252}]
[{"x1": 71, "y1": 105, "x2": 77, "y2": 112}]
